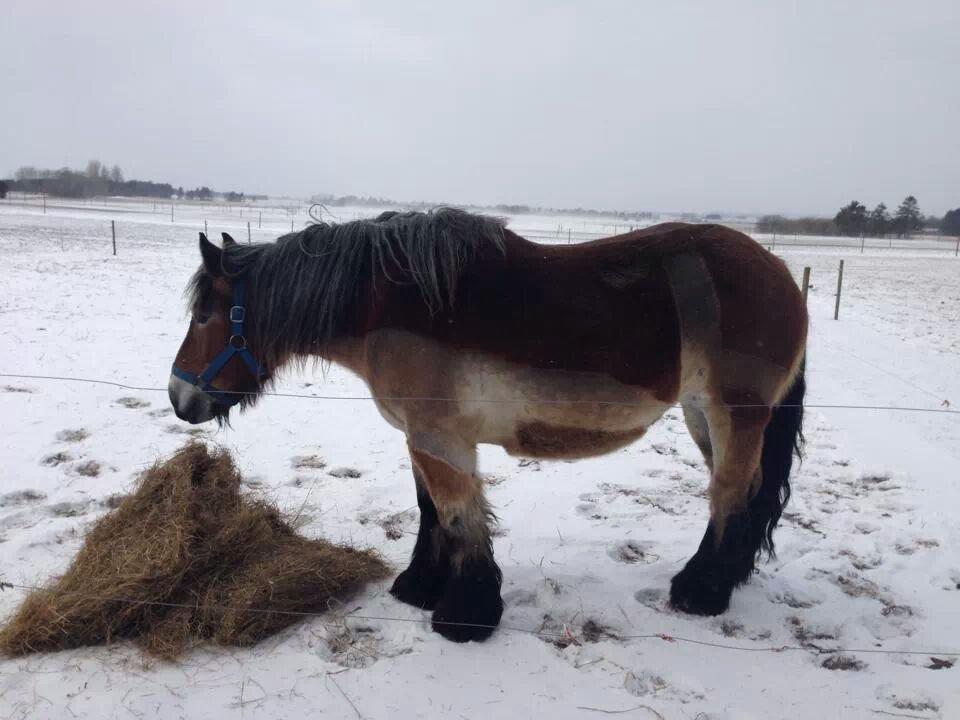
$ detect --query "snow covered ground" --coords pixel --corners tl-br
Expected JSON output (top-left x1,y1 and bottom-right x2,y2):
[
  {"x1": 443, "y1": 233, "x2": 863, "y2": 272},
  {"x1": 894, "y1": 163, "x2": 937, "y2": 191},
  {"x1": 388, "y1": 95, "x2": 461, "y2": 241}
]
[{"x1": 1, "y1": 199, "x2": 958, "y2": 719}]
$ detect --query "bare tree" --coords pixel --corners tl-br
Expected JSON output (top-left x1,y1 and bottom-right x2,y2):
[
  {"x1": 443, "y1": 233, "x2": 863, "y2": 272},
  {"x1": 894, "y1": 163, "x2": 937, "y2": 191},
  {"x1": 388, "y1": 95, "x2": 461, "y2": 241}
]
[
  {"x1": 85, "y1": 159, "x2": 103, "y2": 179},
  {"x1": 110, "y1": 165, "x2": 124, "y2": 183},
  {"x1": 14, "y1": 166, "x2": 41, "y2": 181}
]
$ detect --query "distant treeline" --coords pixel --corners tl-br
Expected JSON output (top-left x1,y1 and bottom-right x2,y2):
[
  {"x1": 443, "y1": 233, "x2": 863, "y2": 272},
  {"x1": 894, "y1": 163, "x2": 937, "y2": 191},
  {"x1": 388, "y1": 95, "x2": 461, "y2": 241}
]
[
  {"x1": 7, "y1": 162, "x2": 174, "y2": 199},
  {"x1": 755, "y1": 215, "x2": 839, "y2": 236},
  {"x1": 759, "y1": 195, "x2": 959, "y2": 238},
  {"x1": 1, "y1": 160, "x2": 261, "y2": 202}
]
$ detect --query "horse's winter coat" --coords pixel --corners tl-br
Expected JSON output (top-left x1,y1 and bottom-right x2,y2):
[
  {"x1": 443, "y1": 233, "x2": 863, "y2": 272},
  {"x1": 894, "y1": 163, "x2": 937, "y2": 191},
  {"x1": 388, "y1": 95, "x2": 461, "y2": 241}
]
[{"x1": 169, "y1": 209, "x2": 807, "y2": 642}]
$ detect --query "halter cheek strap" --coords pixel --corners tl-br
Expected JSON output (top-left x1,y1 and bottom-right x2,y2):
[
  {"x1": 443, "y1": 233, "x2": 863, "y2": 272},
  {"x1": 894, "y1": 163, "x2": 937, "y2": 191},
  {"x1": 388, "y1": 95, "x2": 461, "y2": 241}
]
[{"x1": 171, "y1": 280, "x2": 267, "y2": 407}]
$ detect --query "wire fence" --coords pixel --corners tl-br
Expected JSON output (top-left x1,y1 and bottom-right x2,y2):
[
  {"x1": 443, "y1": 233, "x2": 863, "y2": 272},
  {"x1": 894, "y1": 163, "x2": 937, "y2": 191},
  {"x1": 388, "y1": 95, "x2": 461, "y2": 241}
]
[
  {"x1": 1, "y1": 373, "x2": 956, "y2": 415},
  {"x1": 1, "y1": 580, "x2": 958, "y2": 660},
  {"x1": 3, "y1": 194, "x2": 958, "y2": 256}
]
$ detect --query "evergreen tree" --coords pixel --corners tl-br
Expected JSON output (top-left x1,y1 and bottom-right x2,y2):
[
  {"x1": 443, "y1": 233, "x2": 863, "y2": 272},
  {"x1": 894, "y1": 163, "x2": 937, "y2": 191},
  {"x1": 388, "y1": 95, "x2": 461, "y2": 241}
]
[
  {"x1": 868, "y1": 202, "x2": 890, "y2": 237},
  {"x1": 942, "y1": 208, "x2": 960, "y2": 236},
  {"x1": 893, "y1": 195, "x2": 921, "y2": 237},
  {"x1": 834, "y1": 200, "x2": 868, "y2": 236}
]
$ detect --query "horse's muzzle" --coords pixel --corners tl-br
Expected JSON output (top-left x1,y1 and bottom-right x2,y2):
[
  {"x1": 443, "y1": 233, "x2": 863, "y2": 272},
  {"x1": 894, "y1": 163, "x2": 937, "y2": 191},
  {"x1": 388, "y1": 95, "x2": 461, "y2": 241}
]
[{"x1": 168, "y1": 373, "x2": 218, "y2": 424}]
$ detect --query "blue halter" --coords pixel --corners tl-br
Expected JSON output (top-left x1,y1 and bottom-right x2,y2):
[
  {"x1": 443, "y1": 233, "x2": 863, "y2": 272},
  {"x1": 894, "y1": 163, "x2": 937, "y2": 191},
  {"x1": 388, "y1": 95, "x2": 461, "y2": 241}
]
[{"x1": 171, "y1": 280, "x2": 266, "y2": 407}]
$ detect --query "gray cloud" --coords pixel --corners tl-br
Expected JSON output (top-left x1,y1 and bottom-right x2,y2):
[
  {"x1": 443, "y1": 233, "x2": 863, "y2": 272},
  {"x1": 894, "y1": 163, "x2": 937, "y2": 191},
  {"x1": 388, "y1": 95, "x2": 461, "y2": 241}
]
[{"x1": 2, "y1": 1, "x2": 957, "y2": 214}]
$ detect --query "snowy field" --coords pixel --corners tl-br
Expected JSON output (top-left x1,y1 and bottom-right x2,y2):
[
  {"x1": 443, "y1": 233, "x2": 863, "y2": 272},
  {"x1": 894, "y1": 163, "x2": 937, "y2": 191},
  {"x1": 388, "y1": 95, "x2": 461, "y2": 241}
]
[{"x1": 1, "y1": 198, "x2": 959, "y2": 719}]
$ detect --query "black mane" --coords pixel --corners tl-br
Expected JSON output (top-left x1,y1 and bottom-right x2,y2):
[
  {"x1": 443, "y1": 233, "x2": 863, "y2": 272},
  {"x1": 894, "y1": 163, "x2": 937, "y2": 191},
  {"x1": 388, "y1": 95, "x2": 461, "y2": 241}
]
[{"x1": 188, "y1": 207, "x2": 505, "y2": 372}]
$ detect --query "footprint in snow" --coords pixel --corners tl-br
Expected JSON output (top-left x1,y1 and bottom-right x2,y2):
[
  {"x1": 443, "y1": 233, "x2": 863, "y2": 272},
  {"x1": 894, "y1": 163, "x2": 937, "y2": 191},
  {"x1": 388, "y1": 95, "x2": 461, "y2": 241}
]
[
  {"x1": 72, "y1": 460, "x2": 102, "y2": 478},
  {"x1": 165, "y1": 424, "x2": 206, "y2": 437},
  {"x1": 48, "y1": 500, "x2": 92, "y2": 518},
  {"x1": 328, "y1": 467, "x2": 362, "y2": 479},
  {"x1": 768, "y1": 589, "x2": 820, "y2": 609},
  {"x1": 0, "y1": 489, "x2": 47, "y2": 507},
  {"x1": 98, "y1": 493, "x2": 126, "y2": 509},
  {"x1": 291, "y1": 454, "x2": 326, "y2": 470},
  {"x1": 537, "y1": 615, "x2": 621, "y2": 650},
  {"x1": 56, "y1": 428, "x2": 89, "y2": 443},
  {"x1": 41, "y1": 451, "x2": 72, "y2": 467},
  {"x1": 633, "y1": 587, "x2": 667, "y2": 611},
  {"x1": 876, "y1": 686, "x2": 941, "y2": 716},
  {"x1": 608, "y1": 540, "x2": 658, "y2": 564},
  {"x1": 821, "y1": 654, "x2": 867, "y2": 671},
  {"x1": 2, "y1": 385, "x2": 35, "y2": 393},
  {"x1": 624, "y1": 669, "x2": 705, "y2": 703},
  {"x1": 114, "y1": 396, "x2": 150, "y2": 409}
]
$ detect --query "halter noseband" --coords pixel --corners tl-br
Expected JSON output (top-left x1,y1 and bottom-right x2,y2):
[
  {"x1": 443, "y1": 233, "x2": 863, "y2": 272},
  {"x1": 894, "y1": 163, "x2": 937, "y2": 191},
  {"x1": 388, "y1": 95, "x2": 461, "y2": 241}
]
[{"x1": 171, "y1": 280, "x2": 266, "y2": 407}]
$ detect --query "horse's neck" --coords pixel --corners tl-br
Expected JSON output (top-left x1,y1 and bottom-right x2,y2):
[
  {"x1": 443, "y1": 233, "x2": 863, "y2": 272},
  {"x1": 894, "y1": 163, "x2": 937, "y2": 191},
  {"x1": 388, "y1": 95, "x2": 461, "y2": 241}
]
[{"x1": 322, "y1": 336, "x2": 369, "y2": 379}]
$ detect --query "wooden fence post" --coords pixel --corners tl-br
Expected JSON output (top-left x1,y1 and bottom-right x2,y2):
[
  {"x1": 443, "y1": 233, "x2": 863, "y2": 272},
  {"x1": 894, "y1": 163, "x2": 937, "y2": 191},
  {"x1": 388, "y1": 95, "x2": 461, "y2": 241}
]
[
  {"x1": 258, "y1": 211, "x2": 262, "y2": 229},
  {"x1": 43, "y1": 194, "x2": 47, "y2": 214},
  {"x1": 204, "y1": 219, "x2": 208, "y2": 236},
  {"x1": 247, "y1": 221, "x2": 251, "y2": 243},
  {"x1": 291, "y1": 219, "x2": 294, "y2": 232},
  {"x1": 860, "y1": 234, "x2": 865, "y2": 253},
  {"x1": 111, "y1": 220, "x2": 116, "y2": 256},
  {"x1": 801, "y1": 266, "x2": 810, "y2": 301},
  {"x1": 171, "y1": 204, "x2": 174, "y2": 223},
  {"x1": 955, "y1": 235, "x2": 959, "y2": 257},
  {"x1": 567, "y1": 229, "x2": 571, "y2": 244},
  {"x1": 833, "y1": 260, "x2": 844, "y2": 320}
]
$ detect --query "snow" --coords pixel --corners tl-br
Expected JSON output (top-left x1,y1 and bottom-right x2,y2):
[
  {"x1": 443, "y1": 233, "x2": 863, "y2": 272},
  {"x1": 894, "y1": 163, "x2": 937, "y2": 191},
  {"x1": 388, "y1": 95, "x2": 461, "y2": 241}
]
[{"x1": 1, "y1": 198, "x2": 958, "y2": 719}]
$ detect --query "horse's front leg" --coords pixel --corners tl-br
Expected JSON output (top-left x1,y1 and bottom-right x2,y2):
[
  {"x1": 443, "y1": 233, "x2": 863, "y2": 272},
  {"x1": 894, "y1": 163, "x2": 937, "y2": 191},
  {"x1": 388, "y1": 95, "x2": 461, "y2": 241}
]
[
  {"x1": 389, "y1": 468, "x2": 451, "y2": 610},
  {"x1": 393, "y1": 434, "x2": 503, "y2": 642}
]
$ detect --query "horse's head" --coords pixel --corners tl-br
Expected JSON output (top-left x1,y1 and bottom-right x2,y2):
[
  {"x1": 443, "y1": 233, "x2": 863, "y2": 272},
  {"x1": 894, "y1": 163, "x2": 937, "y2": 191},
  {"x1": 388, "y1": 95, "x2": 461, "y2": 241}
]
[{"x1": 168, "y1": 232, "x2": 268, "y2": 424}]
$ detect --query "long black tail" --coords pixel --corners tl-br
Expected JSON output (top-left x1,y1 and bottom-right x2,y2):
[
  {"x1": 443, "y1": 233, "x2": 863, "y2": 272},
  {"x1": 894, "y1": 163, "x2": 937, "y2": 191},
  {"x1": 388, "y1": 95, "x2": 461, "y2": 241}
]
[{"x1": 754, "y1": 358, "x2": 806, "y2": 557}]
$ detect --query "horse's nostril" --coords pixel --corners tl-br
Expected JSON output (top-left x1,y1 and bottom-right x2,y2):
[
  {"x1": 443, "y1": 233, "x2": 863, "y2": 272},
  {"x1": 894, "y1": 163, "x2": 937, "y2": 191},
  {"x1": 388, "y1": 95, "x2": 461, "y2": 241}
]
[{"x1": 168, "y1": 374, "x2": 215, "y2": 424}]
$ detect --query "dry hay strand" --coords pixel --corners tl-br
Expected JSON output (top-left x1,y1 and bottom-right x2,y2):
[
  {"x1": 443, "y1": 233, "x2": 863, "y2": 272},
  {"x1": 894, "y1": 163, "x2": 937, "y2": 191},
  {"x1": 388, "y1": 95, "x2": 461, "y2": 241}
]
[{"x1": 0, "y1": 442, "x2": 389, "y2": 659}]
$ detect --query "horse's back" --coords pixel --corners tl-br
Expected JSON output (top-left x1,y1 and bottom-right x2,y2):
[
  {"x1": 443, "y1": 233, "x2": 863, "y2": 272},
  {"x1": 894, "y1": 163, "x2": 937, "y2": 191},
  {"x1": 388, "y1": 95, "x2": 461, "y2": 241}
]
[
  {"x1": 491, "y1": 222, "x2": 806, "y2": 405},
  {"x1": 369, "y1": 221, "x2": 805, "y2": 412}
]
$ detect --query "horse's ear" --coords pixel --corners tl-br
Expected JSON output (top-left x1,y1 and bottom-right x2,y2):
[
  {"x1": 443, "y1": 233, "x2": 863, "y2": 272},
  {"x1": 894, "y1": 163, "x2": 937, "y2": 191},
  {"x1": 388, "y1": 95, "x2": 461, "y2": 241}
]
[
  {"x1": 221, "y1": 232, "x2": 237, "y2": 247},
  {"x1": 199, "y1": 232, "x2": 223, "y2": 276}
]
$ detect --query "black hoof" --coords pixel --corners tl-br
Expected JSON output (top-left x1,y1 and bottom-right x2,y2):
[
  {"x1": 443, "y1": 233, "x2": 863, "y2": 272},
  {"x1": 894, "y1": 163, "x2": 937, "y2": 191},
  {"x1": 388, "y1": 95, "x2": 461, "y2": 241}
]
[
  {"x1": 390, "y1": 563, "x2": 449, "y2": 611},
  {"x1": 669, "y1": 565, "x2": 732, "y2": 616},
  {"x1": 431, "y1": 558, "x2": 503, "y2": 642}
]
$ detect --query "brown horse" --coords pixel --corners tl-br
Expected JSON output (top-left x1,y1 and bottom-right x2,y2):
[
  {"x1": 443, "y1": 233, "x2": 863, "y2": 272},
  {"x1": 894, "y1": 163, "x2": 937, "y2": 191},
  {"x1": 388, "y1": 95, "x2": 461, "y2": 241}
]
[{"x1": 169, "y1": 209, "x2": 807, "y2": 642}]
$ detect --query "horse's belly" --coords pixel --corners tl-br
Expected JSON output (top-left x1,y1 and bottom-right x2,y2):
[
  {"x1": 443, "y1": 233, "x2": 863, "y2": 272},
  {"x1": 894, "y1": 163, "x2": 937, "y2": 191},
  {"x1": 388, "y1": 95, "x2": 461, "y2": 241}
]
[
  {"x1": 504, "y1": 420, "x2": 648, "y2": 459},
  {"x1": 458, "y1": 361, "x2": 669, "y2": 460}
]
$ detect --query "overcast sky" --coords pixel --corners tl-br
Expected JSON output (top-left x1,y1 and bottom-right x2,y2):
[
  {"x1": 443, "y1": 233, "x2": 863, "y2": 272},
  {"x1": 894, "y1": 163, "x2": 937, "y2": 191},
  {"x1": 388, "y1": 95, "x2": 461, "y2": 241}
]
[{"x1": 2, "y1": 1, "x2": 958, "y2": 215}]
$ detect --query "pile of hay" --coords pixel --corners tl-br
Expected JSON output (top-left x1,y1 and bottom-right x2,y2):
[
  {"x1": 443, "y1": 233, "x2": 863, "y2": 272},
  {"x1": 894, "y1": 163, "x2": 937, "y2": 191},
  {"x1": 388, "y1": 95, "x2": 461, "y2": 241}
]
[{"x1": 0, "y1": 442, "x2": 389, "y2": 658}]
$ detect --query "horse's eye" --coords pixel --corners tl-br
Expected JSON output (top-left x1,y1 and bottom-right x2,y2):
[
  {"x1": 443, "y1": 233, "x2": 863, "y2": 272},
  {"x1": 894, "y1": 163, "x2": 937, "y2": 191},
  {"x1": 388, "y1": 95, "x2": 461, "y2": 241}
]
[{"x1": 194, "y1": 311, "x2": 212, "y2": 324}]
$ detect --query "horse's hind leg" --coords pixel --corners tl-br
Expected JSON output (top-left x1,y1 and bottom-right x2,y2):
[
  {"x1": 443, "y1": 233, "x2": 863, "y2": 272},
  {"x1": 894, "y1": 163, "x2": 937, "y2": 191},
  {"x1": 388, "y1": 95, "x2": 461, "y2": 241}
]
[
  {"x1": 682, "y1": 404, "x2": 713, "y2": 472},
  {"x1": 393, "y1": 434, "x2": 503, "y2": 642},
  {"x1": 670, "y1": 401, "x2": 772, "y2": 615}
]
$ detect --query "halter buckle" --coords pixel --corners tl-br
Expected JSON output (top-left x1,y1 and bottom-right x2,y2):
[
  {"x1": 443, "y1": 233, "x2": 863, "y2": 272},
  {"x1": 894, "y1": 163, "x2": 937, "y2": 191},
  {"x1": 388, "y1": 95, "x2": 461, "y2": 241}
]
[{"x1": 229, "y1": 306, "x2": 246, "y2": 323}]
